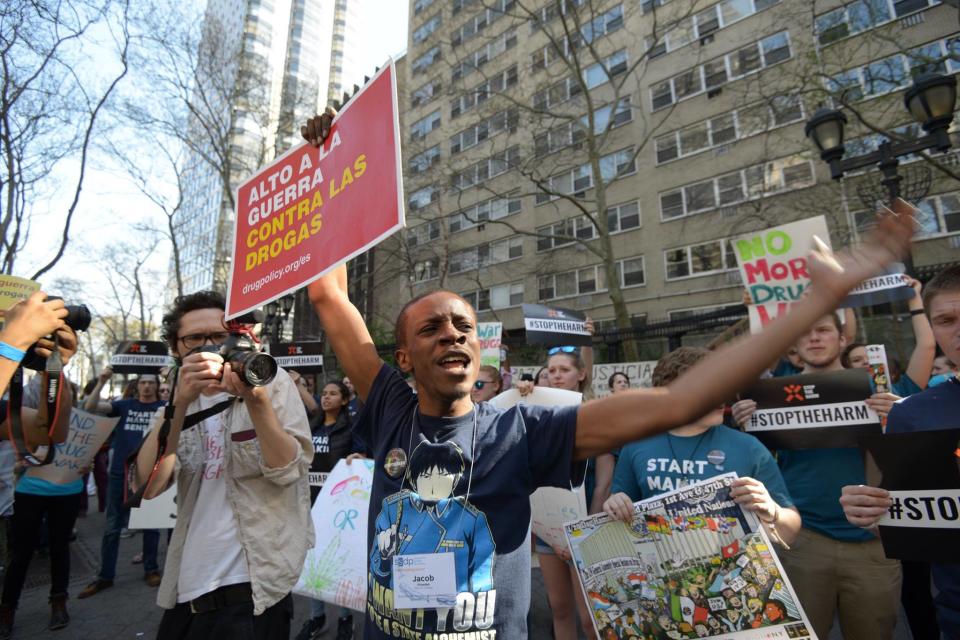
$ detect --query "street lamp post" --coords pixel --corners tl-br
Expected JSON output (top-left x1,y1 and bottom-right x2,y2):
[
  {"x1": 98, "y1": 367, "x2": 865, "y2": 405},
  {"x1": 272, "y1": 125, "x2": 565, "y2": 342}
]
[{"x1": 804, "y1": 73, "x2": 958, "y2": 274}]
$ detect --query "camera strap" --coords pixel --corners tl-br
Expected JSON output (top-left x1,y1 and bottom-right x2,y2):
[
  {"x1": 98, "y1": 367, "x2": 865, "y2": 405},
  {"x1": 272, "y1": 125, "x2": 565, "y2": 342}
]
[
  {"x1": 6, "y1": 338, "x2": 64, "y2": 467},
  {"x1": 123, "y1": 367, "x2": 234, "y2": 508}
]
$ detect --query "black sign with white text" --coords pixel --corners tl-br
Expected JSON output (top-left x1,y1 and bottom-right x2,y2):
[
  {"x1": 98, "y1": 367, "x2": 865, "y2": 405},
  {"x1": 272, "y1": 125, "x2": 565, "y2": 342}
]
[
  {"x1": 742, "y1": 369, "x2": 880, "y2": 449},
  {"x1": 110, "y1": 341, "x2": 173, "y2": 374},
  {"x1": 842, "y1": 264, "x2": 915, "y2": 309},
  {"x1": 860, "y1": 428, "x2": 960, "y2": 562},
  {"x1": 267, "y1": 341, "x2": 324, "y2": 372},
  {"x1": 521, "y1": 304, "x2": 590, "y2": 347}
]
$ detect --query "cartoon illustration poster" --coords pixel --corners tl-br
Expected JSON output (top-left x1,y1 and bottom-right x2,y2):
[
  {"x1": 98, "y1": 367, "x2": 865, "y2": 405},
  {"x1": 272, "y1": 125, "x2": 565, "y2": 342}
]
[
  {"x1": 294, "y1": 458, "x2": 374, "y2": 611},
  {"x1": 565, "y1": 474, "x2": 816, "y2": 640}
]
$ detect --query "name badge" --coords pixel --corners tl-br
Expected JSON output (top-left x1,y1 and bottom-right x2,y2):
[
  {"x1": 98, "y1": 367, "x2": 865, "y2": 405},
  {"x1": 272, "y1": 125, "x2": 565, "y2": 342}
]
[{"x1": 392, "y1": 553, "x2": 457, "y2": 610}]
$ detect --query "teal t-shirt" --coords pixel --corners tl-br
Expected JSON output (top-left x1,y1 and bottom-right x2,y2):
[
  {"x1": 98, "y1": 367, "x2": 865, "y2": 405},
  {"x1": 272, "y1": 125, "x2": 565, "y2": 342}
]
[
  {"x1": 612, "y1": 425, "x2": 793, "y2": 508},
  {"x1": 776, "y1": 447, "x2": 870, "y2": 541},
  {"x1": 16, "y1": 476, "x2": 83, "y2": 496}
]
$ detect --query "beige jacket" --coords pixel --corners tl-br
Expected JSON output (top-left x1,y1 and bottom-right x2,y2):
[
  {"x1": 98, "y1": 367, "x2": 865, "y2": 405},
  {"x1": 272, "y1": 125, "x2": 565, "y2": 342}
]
[{"x1": 155, "y1": 369, "x2": 313, "y2": 614}]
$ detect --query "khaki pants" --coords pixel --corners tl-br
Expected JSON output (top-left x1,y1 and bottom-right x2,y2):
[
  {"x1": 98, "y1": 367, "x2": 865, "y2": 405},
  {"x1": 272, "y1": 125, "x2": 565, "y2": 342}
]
[{"x1": 778, "y1": 527, "x2": 901, "y2": 640}]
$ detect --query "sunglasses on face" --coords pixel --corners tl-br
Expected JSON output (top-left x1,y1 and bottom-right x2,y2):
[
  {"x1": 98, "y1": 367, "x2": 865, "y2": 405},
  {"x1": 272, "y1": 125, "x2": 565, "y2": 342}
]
[
  {"x1": 548, "y1": 346, "x2": 577, "y2": 355},
  {"x1": 473, "y1": 380, "x2": 493, "y2": 390}
]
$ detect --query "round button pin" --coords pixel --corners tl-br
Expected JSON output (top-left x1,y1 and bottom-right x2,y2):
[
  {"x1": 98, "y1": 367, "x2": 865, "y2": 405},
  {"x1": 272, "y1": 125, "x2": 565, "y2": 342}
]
[
  {"x1": 707, "y1": 449, "x2": 726, "y2": 467},
  {"x1": 384, "y1": 448, "x2": 408, "y2": 478}
]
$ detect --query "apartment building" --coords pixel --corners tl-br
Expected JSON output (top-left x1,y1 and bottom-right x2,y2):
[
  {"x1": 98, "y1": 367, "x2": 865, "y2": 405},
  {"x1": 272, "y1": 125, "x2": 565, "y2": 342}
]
[{"x1": 366, "y1": 0, "x2": 960, "y2": 353}]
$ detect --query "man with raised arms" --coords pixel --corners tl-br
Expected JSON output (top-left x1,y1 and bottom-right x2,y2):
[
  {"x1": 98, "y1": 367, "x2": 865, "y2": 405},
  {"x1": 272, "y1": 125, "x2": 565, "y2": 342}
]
[{"x1": 301, "y1": 112, "x2": 915, "y2": 640}]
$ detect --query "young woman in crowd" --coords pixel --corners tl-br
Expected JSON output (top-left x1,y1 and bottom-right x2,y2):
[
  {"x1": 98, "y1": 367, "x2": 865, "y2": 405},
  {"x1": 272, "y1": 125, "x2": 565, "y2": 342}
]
[
  {"x1": 535, "y1": 342, "x2": 615, "y2": 640},
  {"x1": 470, "y1": 365, "x2": 503, "y2": 403},
  {"x1": 295, "y1": 380, "x2": 358, "y2": 640},
  {"x1": 608, "y1": 371, "x2": 630, "y2": 394}
]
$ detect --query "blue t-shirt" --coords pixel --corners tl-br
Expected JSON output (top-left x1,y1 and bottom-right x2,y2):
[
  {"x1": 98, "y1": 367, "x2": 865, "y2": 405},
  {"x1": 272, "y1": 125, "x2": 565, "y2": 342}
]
[
  {"x1": 612, "y1": 425, "x2": 793, "y2": 509},
  {"x1": 355, "y1": 364, "x2": 580, "y2": 640},
  {"x1": 891, "y1": 373, "x2": 922, "y2": 398},
  {"x1": 886, "y1": 378, "x2": 960, "y2": 636},
  {"x1": 771, "y1": 358, "x2": 802, "y2": 378},
  {"x1": 108, "y1": 398, "x2": 165, "y2": 475}
]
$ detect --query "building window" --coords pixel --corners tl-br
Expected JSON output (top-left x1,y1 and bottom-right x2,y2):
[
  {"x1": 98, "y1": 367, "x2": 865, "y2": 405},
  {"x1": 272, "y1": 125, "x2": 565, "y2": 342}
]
[
  {"x1": 408, "y1": 185, "x2": 438, "y2": 210},
  {"x1": 412, "y1": 258, "x2": 438, "y2": 282},
  {"x1": 412, "y1": 46, "x2": 441, "y2": 76},
  {"x1": 538, "y1": 265, "x2": 607, "y2": 301},
  {"x1": 536, "y1": 148, "x2": 636, "y2": 204},
  {"x1": 407, "y1": 220, "x2": 440, "y2": 248},
  {"x1": 664, "y1": 239, "x2": 738, "y2": 280},
  {"x1": 644, "y1": 0, "x2": 781, "y2": 58},
  {"x1": 659, "y1": 154, "x2": 815, "y2": 220},
  {"x1": 410, "y1": 110, "x2": 441, "y2": 141},
  {"x1": 451, "y1": 29, "x2": 518, "y2": 82},
  {"x1": 654, "y1": 94, "x2": 804, "y2": 165},
  {"x1": 608, "y1": 201, "x2": 641, "y2": 233},
  {"x1": 413, "y1": 0, "x2": 435, "y2": 15},
  {"x1": 409, "y1": 145, "x2": 441, "y2": 174},
  {"x1": 448, "y1": 193, "x2": 522, "y2": 233},
  {"x1": 451, "y1": 147, "x2": 520, "y2": 190},
  {"x1": 411, "y1": 79, "x2": 441, "y2": 107},
  {"x1": 825, "y1": 37, "x2": 958, "y2": 104},
  {"x1": 651, "y1": 30, "x2": 792, "y2": 110},
  {"x1": 449, "y1": 108, "x2": 518, "y2": 155},
  {"x1": 451, "y1": 66, "x2": 518, "y2": 119},
  {"x1": 413, "y1": 14, "x2": 442, "y2": 44},
  {"x1": 451, "y1": 1, "x2": 514, "y2": 48},
  {"x1": 616, "y1": 256, "x2": 646, "y2": 288},
  {"x1": 449, "y1": 236, "x2": 523, "y2": 274},
  {"x1": 816, "y1": 0, "x2": 939, "y2": 45},
  {"x1": 462, "y1": 282, "x2": 523, "y2": 311}
]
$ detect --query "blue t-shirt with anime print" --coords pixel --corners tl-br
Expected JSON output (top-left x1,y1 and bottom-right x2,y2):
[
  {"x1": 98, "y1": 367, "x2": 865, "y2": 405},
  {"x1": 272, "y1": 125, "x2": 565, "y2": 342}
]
[{"x1": 355, "y1": 364, "x2": 581, "y2": 640}]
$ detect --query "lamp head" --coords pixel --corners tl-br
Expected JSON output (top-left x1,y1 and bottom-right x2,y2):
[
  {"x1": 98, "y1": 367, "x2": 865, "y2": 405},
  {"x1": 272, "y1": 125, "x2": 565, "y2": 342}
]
[
  {"x1": 805, "y1": 107, "x2": 848, "y2": 163},
  {"x1": 281, "y1": 294, "x2": 295, "y2": 314},
  {"x1": 905, "y1": 73, "x2": 957, "y2": 148},
  {"x1": 264, "y1": 301, "x2": 280, "y2": 318}
]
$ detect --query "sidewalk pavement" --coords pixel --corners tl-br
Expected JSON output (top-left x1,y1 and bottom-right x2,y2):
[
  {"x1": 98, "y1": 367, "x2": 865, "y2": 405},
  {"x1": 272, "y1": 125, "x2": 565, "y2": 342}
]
[{"x1": 5, "y1": 508, "x2": 909, "y2": 639}]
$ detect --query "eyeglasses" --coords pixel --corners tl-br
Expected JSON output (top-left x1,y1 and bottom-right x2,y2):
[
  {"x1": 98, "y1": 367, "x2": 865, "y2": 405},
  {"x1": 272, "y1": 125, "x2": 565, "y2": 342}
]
[
  {"x1": 473, "y1": 380, "x2": 493, "y2": 390},
  {"x1": 178, "y1": 331, "x2": 230, "y2": 350},
  {"x1": 548, "y1": 346, "x2": 578, "y2": 356}
]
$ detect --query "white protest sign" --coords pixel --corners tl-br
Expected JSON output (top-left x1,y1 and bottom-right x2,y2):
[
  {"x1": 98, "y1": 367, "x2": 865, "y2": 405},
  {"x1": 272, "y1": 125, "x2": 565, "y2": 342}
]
[
  {"x1": 294, "y1": 458, "x2": 374, "y2": 612},
  {"x1": 511, "y1": 362, "x2": 658, "y2": 398},
  {"x1": 489, "y1": 386, "x2": 587, "y2": 550},
  {"x1": 129, "y1": 486, "x2": 177, "y2": 529},
  {"x1": 733, "y1": 216, "x2": 831, "y2": 333},
  {"x1": 26, "y1": 409, "x2": 118, "y2": 485},
  {"x1": 477, "y1": 322, "x2": 502, "y2": 369}
]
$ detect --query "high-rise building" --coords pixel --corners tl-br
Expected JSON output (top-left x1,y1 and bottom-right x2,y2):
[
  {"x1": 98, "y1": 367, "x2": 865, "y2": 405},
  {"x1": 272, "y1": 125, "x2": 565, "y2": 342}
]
[
  {"x1": 368, "y1": 0, "x2": 958, "y2": 357},
  {"x1": 171, "y1": 0, "x2": 373, "y2": 297}
]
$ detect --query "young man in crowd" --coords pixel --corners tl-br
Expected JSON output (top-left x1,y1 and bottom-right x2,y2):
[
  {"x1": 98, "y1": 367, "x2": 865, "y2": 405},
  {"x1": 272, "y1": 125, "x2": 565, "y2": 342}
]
[
  {"x1": 840, "y1": 265, "x2": 960, "y2": 638},
  {"x1": 300, "y1": 110, "x2": 915, "y2": 639},
  {"x1": 732, "y1": 314, "x2": 903, "y2": 639},
  {"x1": 80, "y1": 370, "x2": 165, "y2": 597},
  {"x1": 134, "y1": 291, "x2": 313, "y2": 639},
  {"x1": 603, "y1": 346, "x2": 801, "y2": 548},
  {"x1": 343, "y1": 376, "x2": 361, "y2": 420}
]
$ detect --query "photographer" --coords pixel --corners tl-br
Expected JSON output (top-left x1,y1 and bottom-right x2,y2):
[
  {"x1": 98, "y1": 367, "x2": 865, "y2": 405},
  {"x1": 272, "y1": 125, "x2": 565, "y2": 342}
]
[
  {"x1": 79, "y1": 369, "x2": 165, "y2": 598},
  {"x1": 134, "y1": 291, "x2": 312, "y2": 639}
]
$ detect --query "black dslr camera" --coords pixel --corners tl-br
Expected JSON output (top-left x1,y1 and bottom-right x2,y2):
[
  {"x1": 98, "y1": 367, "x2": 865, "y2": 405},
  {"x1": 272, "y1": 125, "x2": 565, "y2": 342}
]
[
  {"x1": 197, "y1": 332, "x2": 278, "y2": 387},
  {"x1": 21, "y1": 297, "x2": 92, "y2": 371}
]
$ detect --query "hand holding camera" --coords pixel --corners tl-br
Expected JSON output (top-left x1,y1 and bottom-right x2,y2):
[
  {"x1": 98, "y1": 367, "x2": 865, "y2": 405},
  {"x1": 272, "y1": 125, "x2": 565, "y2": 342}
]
[
  {"x1": 0, "y1": 291, "x2": 67, "y2": 351},
  {"x1": 176, "y1": 350, "x2": 227, "y2": 405}
]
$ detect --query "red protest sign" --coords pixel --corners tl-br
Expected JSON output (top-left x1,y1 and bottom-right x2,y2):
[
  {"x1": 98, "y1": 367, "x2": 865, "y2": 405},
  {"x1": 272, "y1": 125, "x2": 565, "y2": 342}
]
[{"x1": 225, "y1": 60, "x2": 404, "y2": 319}]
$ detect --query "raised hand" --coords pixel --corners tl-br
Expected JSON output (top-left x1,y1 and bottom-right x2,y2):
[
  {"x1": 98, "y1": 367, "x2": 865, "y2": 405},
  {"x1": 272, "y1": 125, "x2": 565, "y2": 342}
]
[
  {"x1": 0, "y1": 291, "x2": 66, "y2": 350},
  {"x1": 807, "y1": 198, "x2": 916, "y2": 305},
  {"x1": 301, "y1": 106, "x2": 337, "y2": 147}
]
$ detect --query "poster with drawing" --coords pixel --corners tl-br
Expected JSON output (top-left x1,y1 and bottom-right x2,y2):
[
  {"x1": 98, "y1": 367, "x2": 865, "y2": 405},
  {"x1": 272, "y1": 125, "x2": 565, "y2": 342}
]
[
  {"x1": 531, "y1": 485, "x2": 588, "y2": 550},
  {"x1": 564, "y1": 474, "x2": 815, "y2": 640},
  {"x1": 294, "y1": 458, "x2": 374, "y2": 611}
]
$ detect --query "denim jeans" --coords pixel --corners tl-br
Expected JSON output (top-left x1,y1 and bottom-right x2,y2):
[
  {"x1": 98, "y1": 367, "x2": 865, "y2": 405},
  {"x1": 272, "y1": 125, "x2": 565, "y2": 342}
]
[{"x1": 99, "y1": 472, "x2": 160, "y2": 580}]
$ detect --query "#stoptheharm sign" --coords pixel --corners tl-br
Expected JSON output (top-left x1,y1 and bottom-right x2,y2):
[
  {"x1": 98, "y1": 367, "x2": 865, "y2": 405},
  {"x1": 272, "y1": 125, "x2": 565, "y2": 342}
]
[{"x1": 226, "y1": 60, "x2": 404, "y2": 319}]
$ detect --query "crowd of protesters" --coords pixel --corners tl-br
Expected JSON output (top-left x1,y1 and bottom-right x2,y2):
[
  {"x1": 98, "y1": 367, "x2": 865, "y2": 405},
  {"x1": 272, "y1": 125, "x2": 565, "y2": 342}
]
[{"x1": 0, "y1": 124, "x2": 956, "y2": 640}]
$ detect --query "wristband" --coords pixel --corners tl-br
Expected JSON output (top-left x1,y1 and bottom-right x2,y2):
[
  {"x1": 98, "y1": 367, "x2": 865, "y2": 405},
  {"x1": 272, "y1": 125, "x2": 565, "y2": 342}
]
[
  {"x1": 909, "y1": 308, "x2": 924, "y2": 317},
  {"x1": 0, "y1": 341, "x2": 25, "y2": 363}
]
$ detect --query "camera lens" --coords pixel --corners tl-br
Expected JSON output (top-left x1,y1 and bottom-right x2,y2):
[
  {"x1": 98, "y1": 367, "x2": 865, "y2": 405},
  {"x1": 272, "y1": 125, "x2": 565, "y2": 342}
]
[{"x1": 235, "y1": 352, "x2": 277, "y2": 387}]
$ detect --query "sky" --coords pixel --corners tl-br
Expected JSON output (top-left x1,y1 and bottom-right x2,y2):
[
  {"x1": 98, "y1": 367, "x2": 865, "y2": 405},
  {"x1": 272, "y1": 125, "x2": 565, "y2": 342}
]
[{"x1": 20, "y1": 0, "x2": 408, "y2": 320}]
